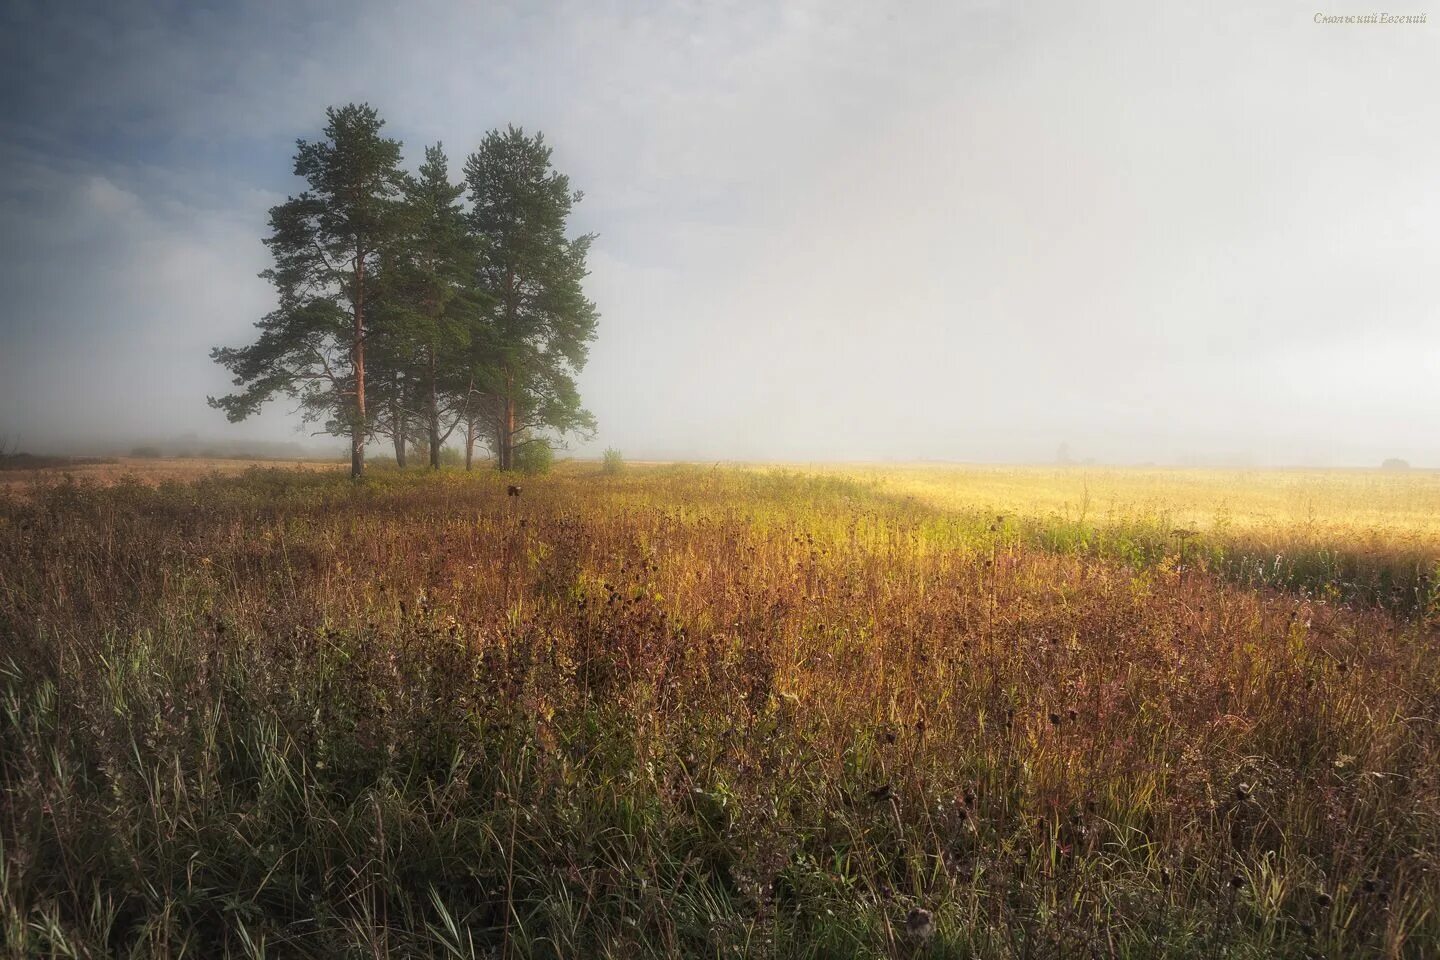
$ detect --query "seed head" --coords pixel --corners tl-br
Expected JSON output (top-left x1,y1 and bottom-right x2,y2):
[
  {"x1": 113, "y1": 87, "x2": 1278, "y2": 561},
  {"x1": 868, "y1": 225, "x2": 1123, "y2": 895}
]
[{"x1": 905, "y1": 907, "x2": 934, "y2": 943}]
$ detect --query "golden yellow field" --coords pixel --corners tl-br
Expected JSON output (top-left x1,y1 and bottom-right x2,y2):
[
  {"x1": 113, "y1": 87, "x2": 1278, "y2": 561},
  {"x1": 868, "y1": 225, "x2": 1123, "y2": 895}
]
[
  {"x1": 10, "y1": 457, "x2": 1440, "y2": 544},
  {"x1": 774, "y1": 463, "x2": 1440, "y2": 542}
]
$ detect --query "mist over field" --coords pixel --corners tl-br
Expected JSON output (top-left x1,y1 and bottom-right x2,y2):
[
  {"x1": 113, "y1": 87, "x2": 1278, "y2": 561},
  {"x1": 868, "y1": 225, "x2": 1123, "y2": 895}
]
[
  {"x1": 8, "y1": 6, "x2": 1440, "y2": 957},
  {"x1": 2, "y1": 0, "x2": 1437, "y2": 466}
]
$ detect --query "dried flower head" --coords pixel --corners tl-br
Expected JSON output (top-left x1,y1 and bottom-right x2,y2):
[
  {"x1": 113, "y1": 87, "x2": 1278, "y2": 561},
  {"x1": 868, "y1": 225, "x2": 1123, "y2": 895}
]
[{"x1": 905, "y1": 907, "x2": 934, "y2": 943}]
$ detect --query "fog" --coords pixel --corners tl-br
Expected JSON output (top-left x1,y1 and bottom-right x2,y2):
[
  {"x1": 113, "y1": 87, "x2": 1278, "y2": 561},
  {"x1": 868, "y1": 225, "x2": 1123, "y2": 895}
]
[{"x1": 2, "y1": 1, "x2": 1437, "y2": 466}]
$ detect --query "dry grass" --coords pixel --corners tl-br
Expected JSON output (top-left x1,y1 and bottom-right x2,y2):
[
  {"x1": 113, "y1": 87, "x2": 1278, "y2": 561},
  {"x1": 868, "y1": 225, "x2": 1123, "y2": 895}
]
[
  {"x1": 1, "y1": 464, "x2": 1438, "y2": 957},
  {"x1": 789, "y1": 463, "x2": 1440, "y2": 543},
  {"x1": 0, "y1": 456, "x2": 343, "y2": 494}
]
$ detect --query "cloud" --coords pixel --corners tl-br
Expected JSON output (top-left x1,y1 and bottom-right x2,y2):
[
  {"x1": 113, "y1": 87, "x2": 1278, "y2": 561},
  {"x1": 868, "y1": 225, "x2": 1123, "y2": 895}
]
[{"x1": 1, "y1": 0, "x2": 1438, "y2": 463}]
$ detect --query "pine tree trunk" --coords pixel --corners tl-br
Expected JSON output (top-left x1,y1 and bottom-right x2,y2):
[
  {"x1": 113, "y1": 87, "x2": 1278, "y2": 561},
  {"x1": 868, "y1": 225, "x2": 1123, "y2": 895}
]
[
  {"x1": 464, "y1": 416, "x2": 475, "y2": 470},
  {"x1": 389, "y1": 393, "x2": 405, "y2": 467},
  {"x1": 498, "y1": 367, "x2": 515, "y2": 471},
  {"x1": 504, "y1": 397, "x2": 515, "y2": 471},
  {"x1": 350, "y1": 259, "x2": 367, "y2": 480},
  {"x1": 428, "y1": 349, "x2": 441, "y2": 469}
]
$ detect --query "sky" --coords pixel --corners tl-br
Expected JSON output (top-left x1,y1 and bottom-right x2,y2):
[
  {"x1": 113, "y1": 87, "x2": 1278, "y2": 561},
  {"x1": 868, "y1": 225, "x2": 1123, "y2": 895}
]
[{"x1": 1, "y1": 0, "x2": 1437, "y2": 466}]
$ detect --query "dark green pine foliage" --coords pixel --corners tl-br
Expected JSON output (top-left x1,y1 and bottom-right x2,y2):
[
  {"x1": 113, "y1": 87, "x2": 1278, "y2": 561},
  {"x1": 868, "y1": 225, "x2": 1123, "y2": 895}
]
[
  {"x1": 210, "y1": 104, "x2": 406, "y2": 479},
  {"x1": 369, "y1": 144, "x2": 481, "y2": 469},
  {"x1": 464, "y1": 127, "x2": 598, "y2": 471},
  {"x1": 407, "y1": 145, "x2": 483, "y2": 469}
]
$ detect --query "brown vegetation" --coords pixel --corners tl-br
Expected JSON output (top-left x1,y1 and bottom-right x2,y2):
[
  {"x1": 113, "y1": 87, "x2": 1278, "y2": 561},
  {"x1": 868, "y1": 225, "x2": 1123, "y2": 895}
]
[{"x1": 1, "y1": 466, "x2": 1437, "y2": 957}]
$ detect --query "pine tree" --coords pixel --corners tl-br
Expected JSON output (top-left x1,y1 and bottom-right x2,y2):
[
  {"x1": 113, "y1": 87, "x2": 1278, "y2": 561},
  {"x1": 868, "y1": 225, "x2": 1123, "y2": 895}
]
[
  {"x1": 210, "y1": 104, "x2": 406, "y2": 479},
  {"x1": 463, "y1": 127, "x2": 598, "y2": 470},
  {"x1": 394, "y1": 145, "x2": 482, "y2": 469}
]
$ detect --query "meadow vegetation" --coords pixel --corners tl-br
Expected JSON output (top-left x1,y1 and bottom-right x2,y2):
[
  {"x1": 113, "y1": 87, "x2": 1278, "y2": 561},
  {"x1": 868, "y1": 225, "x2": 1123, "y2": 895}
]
[{"x1": 2, "y1": 463, "x2": 1438, "y2": 957}]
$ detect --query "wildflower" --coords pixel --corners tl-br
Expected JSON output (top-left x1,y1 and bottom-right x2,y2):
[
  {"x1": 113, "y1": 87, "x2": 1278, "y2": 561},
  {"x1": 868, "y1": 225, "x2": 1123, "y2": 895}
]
[{"x1": 905, "y1": 907, "x2": 934, "y2": 943}]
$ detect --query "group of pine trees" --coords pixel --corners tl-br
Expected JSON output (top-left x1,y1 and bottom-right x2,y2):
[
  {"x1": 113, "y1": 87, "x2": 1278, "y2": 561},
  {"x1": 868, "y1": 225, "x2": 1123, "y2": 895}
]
[{"x1": 210, "y1": 104, "x2": 598, "y2": 479}]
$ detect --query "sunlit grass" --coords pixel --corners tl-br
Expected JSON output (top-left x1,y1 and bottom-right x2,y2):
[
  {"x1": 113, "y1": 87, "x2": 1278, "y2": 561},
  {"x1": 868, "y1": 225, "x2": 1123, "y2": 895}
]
[
  {"x1": 757, "y1": 462, "x2": 1440, "y2": 537},
  {"x1": 1, "y1": 464, "x2": 1438, "y2": 957}
]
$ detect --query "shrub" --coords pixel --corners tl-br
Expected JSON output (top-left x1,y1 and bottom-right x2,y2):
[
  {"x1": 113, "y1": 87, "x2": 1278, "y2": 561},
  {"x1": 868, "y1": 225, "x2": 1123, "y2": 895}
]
[
  {"x1": 129, "y1": 445, "x2": 163, "y2": 459},
  {"x1": 514, "y1": 440, "x2": 553, "y2": 475},
  {"x1": 602, "y1": 447, "x2": 625, "y2": 475},
  {"x1": 438, "y1": 445, "x2": 465, "y2": 467}
]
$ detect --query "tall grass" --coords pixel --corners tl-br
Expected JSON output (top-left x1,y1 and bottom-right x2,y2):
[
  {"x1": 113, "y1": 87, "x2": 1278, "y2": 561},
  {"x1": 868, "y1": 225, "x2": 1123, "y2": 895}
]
[{"x1": 1, "y1": 467, "x2": 1438, "y2": 957}]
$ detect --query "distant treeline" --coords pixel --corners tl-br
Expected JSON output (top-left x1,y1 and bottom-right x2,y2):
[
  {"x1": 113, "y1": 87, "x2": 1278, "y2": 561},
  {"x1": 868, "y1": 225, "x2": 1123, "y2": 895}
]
[{"x1": 211, "y1": 104, "x2": 598, "y2": 479}]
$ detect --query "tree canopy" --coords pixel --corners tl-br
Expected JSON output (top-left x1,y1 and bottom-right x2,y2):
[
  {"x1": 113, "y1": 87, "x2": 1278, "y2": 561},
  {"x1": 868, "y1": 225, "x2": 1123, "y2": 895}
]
[
  {"x1": 464, "y1": 127, "x2": 598, "y2": 471},
  {"x1": 211, "y1": 107, "x2": 598, "y2": 478}
]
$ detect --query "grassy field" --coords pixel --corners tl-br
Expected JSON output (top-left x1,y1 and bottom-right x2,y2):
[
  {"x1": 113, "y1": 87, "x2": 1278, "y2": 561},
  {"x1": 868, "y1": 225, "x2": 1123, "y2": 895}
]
[
  {"x1": 2, "y1": 463, "x2": 1439, "y2": 957},
  {"x1": 773, "y1": 464, "x2": 1440, "y2": 614},
  {"x1": 0, "y1": 455, "x2": 343, "y2": 492},
  {"x1": 809, "y1": 464, "x2": 1440, "y2": 537}
]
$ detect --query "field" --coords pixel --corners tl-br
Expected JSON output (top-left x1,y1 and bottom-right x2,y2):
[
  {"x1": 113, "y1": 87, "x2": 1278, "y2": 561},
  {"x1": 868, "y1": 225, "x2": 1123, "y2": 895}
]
[
  {"x1": 2, "y1": 462, "x2": 1439, "y2": 957},
  {"x1": 0, "y1": 456, "x2": 342, "y2": 491}
]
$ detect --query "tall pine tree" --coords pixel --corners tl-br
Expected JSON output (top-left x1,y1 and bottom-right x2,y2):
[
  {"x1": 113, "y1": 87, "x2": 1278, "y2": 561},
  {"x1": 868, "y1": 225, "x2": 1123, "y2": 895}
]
[
  {"x1": 210, "y1": 104, "x2": 406, "y2": 479},
  {"x1": 391, "y1": 144, "x2": 482, "y2": 469},
  {"x1": 464, "y1": 127, "x2": 598, "y2": 470}
]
